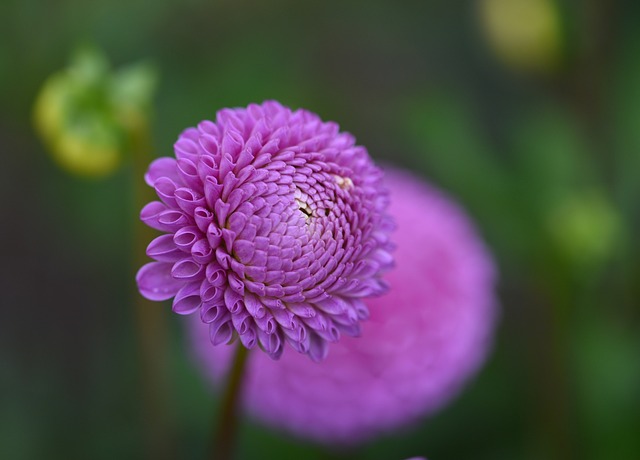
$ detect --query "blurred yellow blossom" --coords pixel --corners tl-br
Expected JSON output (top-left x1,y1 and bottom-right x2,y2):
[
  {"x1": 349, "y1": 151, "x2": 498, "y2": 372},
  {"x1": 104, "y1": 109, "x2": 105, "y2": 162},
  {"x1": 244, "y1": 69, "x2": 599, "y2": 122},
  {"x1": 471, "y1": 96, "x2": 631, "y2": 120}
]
[
  {"x1": 548, "y1": 190, "x2": 621, "y2": 273},
  {"x1": 479, "y1": 0, "x2": 563, "y2": 74},
  {"x1": 33, "y1": 46, "x2": 157, "y2": 177}
]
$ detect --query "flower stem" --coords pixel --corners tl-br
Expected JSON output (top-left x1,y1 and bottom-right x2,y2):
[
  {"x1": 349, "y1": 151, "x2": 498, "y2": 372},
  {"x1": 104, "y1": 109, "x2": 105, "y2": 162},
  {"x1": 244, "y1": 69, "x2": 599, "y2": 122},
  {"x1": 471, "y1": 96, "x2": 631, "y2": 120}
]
[{"x1": 213, "y1": 345, "x2": 250, "y2": 460}]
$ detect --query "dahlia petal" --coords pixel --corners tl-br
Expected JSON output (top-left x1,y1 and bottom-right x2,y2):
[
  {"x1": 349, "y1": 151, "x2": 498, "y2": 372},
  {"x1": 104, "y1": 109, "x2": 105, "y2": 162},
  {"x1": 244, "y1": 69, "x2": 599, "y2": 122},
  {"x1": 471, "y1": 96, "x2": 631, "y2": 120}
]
[
  {"x1": 270, "y1": 307, "x2": 296, "y2": 330},
  {"x1": 302, "y1": 309, "x2": 330, "y2": 333},
  {"x1": 227, "y1": 272, "x2": 245, "y2": 296},
  {"x1": 244, "y1": 294, "x2": 266, "y2": 319},
  {"x1": 214, "y1": 200, "x2": 231, "y2": 227},
  {"x1": 313, "y1": 320, "x2": 341, "y2": 343},
  {"x1": 197, "y1": 120, "x2": 219, "y2": 136},
  {"x1": 352, "y1": 298, "x2": 370, "y2": 320},
  {"x1": 335, "y1": 321, "x2": 361, "y2": 337},
  {"x1": 136, "y1": 262, "x2": 183, "y2": 301},
  {"x1": 308, "y1": 333, "x2": 329, "y2": 362},
  {"x1": 244, "y1": 264, "x2": 267, "y2": 282},
  {"x1": 145, "y1": 157, "x2": 180, "y2": 187},
  {"x1": 265, "y1": 284, "x2": 285, "y2": 298},
  {"x1": 317, "y1": 274, "x2": 342, "y2": 292},
  {"x1": 157, "y1": 210, "x2": 191, "y2": 232},
  {"x1": 220, "y1": 172, "x2": 239, "y2": 201},
  {"x1": 197, "y1": 155, "x2": 217, "y2": 183},
  {"x1": 217, "y1": 109, "x2": 242, "y2": 130},
  {"x1": 199, "y1": 133, "x2": 220, "y2": 157},
  {"x1": 234, "y1": 147, "x2": 255, "y2": 177},
  {"x1": 244, "y1": 280, "x2": 266, "y2": 297},
  {"x1": 171, "y1": 259, "x2": 204, "y2": 280},
  {"x1": 177, "y1": 158, "x2": 201, "y2": 190},
  {"x1": 231, "y1": 311, "x2": 253, "y2": 335},
  {"x1": 301, "y1": 286, "x2": 324, "y2": 302},
  {"x1": 140, "y1": 201, "x2": 171, "y2": 232},
  {"x1": 179, "y1": 127, "x2": 200, "y2": 142},
  {"x1": 352, "y1": 259, "x2": 380, "y2": 278},
  {"x1": 191, "y1": 239, "x2": 214, "y2": 264},
  {"x1": 330, "y1": 304, "x2": 359, "y2": 326},
  {"x1": 218, "y1": 152, "x2": 234, "y2": 180},
  {"x1": 173, "y1": 226, "x2": 200, "y2": 252},
  {"x1": 205, "y1": 263, "x2": 226, "y2": 286},
  {"x1": 238, "y1": 326, "x2": 257, "y2": 349},
  {"x1": 285, "y1": 334, "x2": 310, "y2": 354},
  {"x1": 223, "y1": 287, "x2": 244, "y2": 314},
  {"x1": 221, "y1": 228, "x2": 237, "y2": 252},
  {"x1": 228, "y1": 209, "x2": 249, "y2": 233},
  {"x1": 261, "y1": 297, "x2": 286, "y2": 310},
  {"x1": 254, "y1": 312, "x2": 277, "y2": 335},
  {"x1": 201, "y1": 304, "x2": 228, "y2": 324},
  {"x1": 348, "y1": 278, "x2": 387, "y2": 298},
  {"x1": 204, "y1": 177, "x2": 223, "y2": 208},
  {"x1": 371, "y1": 248, "x2": 394, "y2": 270},
  {"x1": 209, "y1": 319, "x2": 234, "y2": 346},
  {"x1": 281, "y1": 319, "x2": 310, "y2": 350},
  {"x1": 174, "y1": 138, "x2": 200, "y2": 162},
  {"x1": 154, "y1": 177, "x2": 178, "y2": 208},
  {"x1": 146, "y1": 234, "x2": 183, "y2": 262},
  {"x1": 175, "y1": 188, "x2": 206, "y2": 214},
  {"x1": 257, "y1": 328, "x2": 284, "y2": 359},
  {"x1": 286, "y1": 302, "x2": 316, "y2": 318},
  {"x1": 249, "y1": 248, "x2": 268, "y2": 267},
  {"x1": 193, "y1": 207, "x2": 214, "y2": 233},
  {"x1": 172, "y1": 282, "x2": 202, "y2": 315},
  {"x1": 232, "y1": 240, "x2": 254, "y2": 264},
  {"x1": 206, "y1": 223, "x2": 223, "y2": 250},
  {"x1": 281, "y1": 292, "x2": 305, "y2": 303},
  {"x1": 305, "y1": 290, "x2": 330, "y2": 304},
  {"x1": 315, "y1": 296, "x2": 348, "y2": 315},
  {"x1": 200, "y1": 280, "x2": 224, "y2": 304},
  {"x1": 215, "y1": 247, "x2": 232, "y2": 270}
]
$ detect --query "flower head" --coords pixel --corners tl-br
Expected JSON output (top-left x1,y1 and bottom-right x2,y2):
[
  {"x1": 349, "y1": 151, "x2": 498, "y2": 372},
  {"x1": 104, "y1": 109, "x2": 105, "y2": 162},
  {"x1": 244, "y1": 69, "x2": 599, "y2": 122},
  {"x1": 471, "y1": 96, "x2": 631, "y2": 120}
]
[
  {"x1": 189, "y1": 169, "x2": 497, "y2": 444},
  {"x1": 137, "y1": 101, "x2": 393, "y2": 361}
]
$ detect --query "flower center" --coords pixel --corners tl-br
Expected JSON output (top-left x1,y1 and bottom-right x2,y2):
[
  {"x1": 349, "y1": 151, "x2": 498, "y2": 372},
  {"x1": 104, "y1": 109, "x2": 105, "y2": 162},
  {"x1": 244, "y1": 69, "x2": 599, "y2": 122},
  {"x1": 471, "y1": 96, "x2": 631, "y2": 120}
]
[{"x1": 333, "y1": 174, "x2": 354, "y2": 191}]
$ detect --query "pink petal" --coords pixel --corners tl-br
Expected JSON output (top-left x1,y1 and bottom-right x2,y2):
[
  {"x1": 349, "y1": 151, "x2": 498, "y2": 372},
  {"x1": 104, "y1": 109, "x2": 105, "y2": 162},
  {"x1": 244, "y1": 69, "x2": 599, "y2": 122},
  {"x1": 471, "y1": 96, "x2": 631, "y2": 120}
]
[
  {"x1": 172, "y1": 282, "x2": 202, "y2": 315},
  {"x1": 144, "y1": 157, "x2": 180, "y2": 187},
  {"x1": 136, "y1": 262, "x2": 183, "y2": 301}
]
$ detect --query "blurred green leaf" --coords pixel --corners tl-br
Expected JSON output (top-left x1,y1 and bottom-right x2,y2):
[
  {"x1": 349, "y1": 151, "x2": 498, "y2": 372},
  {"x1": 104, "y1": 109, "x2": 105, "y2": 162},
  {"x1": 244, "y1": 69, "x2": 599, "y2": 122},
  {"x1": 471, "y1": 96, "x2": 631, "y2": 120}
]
[
  {"x1": 511, "y1": 104, "x2": 594, "y2": 214},
  {"x1": 111, "y1": 61, "x2": 158, "y2": 115},
  {"x1": 406, "y1": 91, "x2": 532, "y2": 266},
  {"x1": 573, "y1": 315, "x2": 640, "y2": 459},
  {"x1": 511, "y1": 105, "x2": 620, "y2": 274},
  {"x1": 611, "y1": 31, "x2": 640, "y2": 217}
]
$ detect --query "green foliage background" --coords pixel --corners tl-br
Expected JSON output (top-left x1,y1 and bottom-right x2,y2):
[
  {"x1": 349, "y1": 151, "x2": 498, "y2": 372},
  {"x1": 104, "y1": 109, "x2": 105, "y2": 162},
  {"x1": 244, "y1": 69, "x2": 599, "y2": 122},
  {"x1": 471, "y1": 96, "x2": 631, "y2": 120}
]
[{"x1": 1, "y1": 1, "x2": 638, "y2": 459}]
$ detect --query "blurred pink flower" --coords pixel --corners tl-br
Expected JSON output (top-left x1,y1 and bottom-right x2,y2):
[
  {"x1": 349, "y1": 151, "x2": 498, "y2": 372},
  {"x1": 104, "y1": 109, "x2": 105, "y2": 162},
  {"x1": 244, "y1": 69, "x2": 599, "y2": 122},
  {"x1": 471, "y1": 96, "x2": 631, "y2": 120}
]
[{"x1": 189, "y1": 168, "x2": 497, "y2": 445}]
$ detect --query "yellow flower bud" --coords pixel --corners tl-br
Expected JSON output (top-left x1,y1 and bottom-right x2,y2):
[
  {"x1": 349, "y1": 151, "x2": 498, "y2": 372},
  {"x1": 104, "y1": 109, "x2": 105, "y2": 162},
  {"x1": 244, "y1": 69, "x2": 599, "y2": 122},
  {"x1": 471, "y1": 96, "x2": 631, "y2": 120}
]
[
  {"x1": 479, "y1": 0, "x2": 563, "y2": 74},
  {"x1": 33, "y1": 46, "x2": 157, "y2": 178}
]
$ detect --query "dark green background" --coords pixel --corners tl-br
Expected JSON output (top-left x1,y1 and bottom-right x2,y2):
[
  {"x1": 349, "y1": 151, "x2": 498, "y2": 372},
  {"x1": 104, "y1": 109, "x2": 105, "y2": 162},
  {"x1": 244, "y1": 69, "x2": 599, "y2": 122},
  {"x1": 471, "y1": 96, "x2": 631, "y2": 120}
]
[{"x1": 1, "y1": 0, "x2": 639, "y2": 459}]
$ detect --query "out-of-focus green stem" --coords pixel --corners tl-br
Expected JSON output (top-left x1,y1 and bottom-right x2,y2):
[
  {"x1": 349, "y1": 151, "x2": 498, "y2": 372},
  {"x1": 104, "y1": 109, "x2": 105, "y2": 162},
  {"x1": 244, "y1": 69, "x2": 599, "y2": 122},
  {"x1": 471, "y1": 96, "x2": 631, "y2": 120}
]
[
  {"x1": 213, "y1": 345, "x2": 250, "y2": 460},
  {"x1": 131, "y1": 119, "x2": 174, "y2": 459}
]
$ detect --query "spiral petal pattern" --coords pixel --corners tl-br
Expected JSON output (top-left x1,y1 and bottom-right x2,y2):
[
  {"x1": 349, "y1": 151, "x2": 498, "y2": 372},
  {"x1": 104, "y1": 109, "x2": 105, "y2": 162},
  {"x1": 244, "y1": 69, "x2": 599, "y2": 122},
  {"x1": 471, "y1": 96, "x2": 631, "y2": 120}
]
[{"x1": 137, "y1": 101, "x2": 394, "y2": 360}]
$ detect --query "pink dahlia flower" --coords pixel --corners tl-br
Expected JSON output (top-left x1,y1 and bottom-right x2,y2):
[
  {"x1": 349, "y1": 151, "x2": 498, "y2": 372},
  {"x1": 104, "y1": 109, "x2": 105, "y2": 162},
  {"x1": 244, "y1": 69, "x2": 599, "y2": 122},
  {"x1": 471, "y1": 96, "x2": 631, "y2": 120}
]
[
  {"x1": 137, "y1": 101, "x2": 394, "y2": 361},
  {"x1": 189, "y1": 169, "x2": 497, "y2": 444}
]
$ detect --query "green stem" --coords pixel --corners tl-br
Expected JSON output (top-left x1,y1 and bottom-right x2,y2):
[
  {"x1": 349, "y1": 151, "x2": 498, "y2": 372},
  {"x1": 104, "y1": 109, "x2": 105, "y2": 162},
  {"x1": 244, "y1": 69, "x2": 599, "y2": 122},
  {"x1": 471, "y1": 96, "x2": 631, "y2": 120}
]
[{"x1": 213, "y1": 345, "x2": 250, "y2": 460}]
